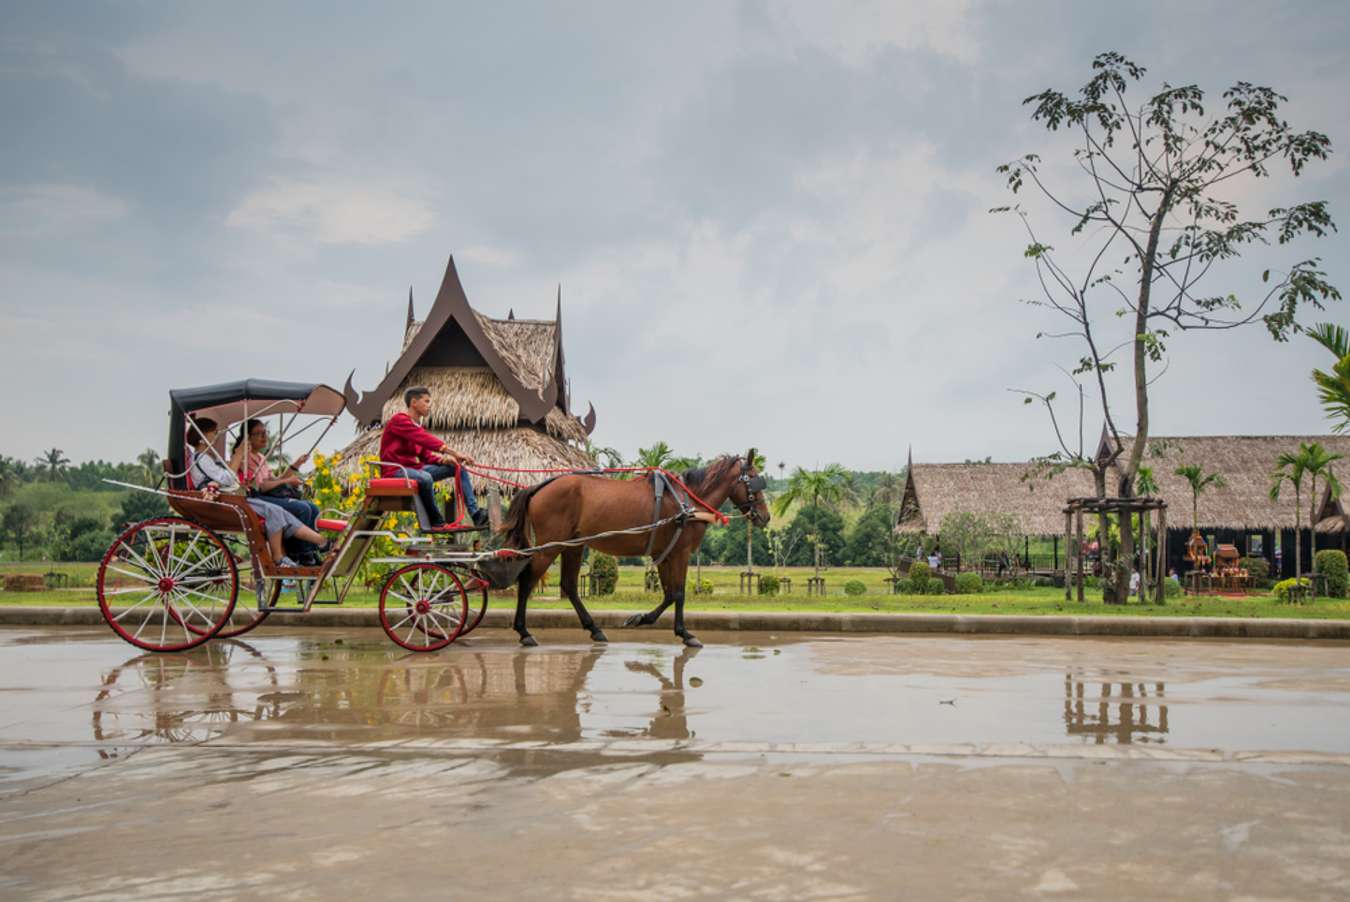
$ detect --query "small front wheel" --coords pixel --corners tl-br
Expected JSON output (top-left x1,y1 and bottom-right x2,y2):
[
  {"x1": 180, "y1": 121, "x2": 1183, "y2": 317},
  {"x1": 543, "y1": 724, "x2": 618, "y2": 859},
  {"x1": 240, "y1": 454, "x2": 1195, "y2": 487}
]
[{"x1": 378, "y1": 563, "x2": 470, "y2": 652}]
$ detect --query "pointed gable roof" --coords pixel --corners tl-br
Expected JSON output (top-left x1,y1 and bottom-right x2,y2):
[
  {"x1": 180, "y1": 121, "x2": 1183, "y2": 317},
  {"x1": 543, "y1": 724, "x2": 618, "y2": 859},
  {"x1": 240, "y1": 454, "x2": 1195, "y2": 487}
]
[{"x1": 344, "y1": 255, "x2": 561, "y2": 428}]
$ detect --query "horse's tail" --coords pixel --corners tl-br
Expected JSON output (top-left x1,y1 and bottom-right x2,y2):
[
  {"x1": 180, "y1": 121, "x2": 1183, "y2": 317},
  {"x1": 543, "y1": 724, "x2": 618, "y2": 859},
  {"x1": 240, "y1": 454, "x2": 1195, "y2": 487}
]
[{"x1": 498, "y1": 483, "x2": 544, "y2": 549}]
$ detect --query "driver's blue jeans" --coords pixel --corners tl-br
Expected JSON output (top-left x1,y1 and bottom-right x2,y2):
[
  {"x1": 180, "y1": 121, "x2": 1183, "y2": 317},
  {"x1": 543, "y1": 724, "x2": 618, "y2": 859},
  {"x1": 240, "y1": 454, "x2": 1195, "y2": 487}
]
[{"x1": 408, "y1": 464, "x2": 479, "y2": 525}]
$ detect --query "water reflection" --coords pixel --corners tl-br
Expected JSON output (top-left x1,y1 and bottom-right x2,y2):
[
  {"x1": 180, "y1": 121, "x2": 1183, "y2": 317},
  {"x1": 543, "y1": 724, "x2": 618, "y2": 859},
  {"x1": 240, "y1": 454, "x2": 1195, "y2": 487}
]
[
  {"x1": 91, "y1": 641, "x2": 281, "y2": 756},
  {"x1": 1063, "y1": 671, "x2": 1169, "y2": 744},
  {"x1": 89, "y1": 640, "x2": 705, "y2": 750}
]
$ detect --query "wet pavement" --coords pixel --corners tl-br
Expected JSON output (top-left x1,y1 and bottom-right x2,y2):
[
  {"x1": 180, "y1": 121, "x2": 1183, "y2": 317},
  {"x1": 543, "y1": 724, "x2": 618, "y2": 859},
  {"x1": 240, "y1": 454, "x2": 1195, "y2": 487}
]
[{"x1": 2, "y1": 626, "x2": 1350, "y2": 899}]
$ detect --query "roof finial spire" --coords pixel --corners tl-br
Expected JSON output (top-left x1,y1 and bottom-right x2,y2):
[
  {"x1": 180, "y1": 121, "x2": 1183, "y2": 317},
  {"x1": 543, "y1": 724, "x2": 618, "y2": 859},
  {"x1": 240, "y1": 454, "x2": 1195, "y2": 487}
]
[
  {"x1": 406, "y1": 286, "x2": 415, "y2": 329},
  {"x1": 508, "y1": 308, "x2": 515, "y2": 320}
]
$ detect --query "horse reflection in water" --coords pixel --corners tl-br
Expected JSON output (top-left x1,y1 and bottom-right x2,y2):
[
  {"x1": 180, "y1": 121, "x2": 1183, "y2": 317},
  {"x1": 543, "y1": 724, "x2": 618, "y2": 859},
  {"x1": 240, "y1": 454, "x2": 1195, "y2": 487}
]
[
  {"x1": 94, "y1": 640, "x2": 705, "y2": 764},
  {"x1": 1063, "y1": 670, "x2": 1169, "y2": 744}
]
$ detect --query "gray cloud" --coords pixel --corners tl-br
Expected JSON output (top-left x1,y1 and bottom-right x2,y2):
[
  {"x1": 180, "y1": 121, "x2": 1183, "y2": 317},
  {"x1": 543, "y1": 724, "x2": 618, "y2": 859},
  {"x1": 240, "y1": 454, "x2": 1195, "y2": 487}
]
[{"x1": 2, "y1": 0, "x2": 1348, "y2": 470}]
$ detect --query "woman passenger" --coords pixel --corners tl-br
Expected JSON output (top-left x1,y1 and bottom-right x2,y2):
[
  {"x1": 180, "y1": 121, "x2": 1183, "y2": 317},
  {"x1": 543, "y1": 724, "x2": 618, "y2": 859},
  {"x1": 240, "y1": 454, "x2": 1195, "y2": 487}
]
[{"x1": 187, "y1": 417, "x2": 328, "y2": 568}]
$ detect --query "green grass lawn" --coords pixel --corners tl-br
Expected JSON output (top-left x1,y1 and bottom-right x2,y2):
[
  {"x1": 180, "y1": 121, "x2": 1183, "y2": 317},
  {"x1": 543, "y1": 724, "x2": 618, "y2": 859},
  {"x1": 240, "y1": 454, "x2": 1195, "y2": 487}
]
[{"x1": 3, "y1": 563, "x2": 1348, "y2": 619}]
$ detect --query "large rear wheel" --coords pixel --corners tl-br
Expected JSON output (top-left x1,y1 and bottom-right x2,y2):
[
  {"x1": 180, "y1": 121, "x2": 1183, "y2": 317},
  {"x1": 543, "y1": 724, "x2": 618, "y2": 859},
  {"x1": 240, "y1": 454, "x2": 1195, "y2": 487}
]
[
  {"x1": 98, "y1": 518, "x2": 237, "y2": 653},
  {"x1": 459, "y1": 574, "x2": 490, "y2": 637},
  {"x1": 378, "y1": 563, "x2": 470, "y2": 652}
]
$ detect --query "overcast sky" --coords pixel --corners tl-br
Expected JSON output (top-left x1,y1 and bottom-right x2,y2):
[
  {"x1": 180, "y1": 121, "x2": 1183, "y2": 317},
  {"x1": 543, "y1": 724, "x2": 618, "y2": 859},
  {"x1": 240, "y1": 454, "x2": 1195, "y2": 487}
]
[{"x1": 3, "y1": 1, "x2": 1347, "y2": 471}]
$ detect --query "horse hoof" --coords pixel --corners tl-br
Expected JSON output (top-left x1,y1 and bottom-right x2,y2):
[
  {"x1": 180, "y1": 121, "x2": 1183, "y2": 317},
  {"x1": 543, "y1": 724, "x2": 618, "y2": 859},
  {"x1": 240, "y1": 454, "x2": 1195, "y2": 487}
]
[
  {"x1": 622, "y1": 614, "x2": 646, "y2": 628},
  {"x1": 682, "y1": 636, "x2": 703, "y2": 648},
  {"x1": 590, "y1": 629, "x2": 609, "y2": 643},
  {"x1": 519, "y1": 635, "x2": 539, "y2": 648}
]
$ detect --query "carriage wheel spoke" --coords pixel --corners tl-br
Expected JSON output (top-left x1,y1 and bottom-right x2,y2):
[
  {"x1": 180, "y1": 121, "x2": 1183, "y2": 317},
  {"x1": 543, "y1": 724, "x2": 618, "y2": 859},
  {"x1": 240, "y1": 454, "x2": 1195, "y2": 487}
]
[{"x1": 111, "y1": 591, "x2": 159, "y2": 620}]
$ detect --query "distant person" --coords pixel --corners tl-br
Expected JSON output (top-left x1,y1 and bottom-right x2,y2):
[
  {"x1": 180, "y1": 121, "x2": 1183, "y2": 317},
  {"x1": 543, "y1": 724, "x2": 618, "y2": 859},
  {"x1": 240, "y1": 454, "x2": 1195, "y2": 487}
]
[
  {"x1": 928, "y1": 550, "x2": 941, "y2": 570},
  {"x1": 1129, "y1": 570, "x2": 1141, "y2": 597},
  {"x1": 380, "y1": 386, "x2": 488, "y2": 530}
]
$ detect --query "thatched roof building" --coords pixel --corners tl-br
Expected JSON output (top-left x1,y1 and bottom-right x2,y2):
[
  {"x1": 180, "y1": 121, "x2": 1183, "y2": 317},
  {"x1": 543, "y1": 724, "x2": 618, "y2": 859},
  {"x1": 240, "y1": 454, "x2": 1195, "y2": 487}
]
[
  {"x1": 337, "y1": 255, "x2": 596, "y2": 485},
  {"x1": 897, "y1": 435, "x2": 1350, "y2": 536}
]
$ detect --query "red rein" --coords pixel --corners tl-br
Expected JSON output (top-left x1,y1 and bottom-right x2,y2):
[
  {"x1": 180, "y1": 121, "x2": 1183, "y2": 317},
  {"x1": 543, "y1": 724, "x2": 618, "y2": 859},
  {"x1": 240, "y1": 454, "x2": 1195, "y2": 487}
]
[{"x1": 462, "y1": 462, "x2": 730, "y2": 526}]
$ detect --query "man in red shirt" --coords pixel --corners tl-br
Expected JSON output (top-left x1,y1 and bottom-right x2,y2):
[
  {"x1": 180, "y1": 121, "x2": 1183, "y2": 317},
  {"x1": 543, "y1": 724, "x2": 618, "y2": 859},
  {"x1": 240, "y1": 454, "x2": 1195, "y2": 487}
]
[{"x1": 380, "y1": 386, "x2": 488, "y2": 529}]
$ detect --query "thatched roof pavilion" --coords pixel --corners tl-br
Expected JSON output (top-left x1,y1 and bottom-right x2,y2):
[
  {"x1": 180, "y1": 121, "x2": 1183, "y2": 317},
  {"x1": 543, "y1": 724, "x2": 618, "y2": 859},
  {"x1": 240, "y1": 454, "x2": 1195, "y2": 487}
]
[
  {"x1": 897, "y1": 435, "x2": 1350, "y2": 536},
  {"x1": 336, "y1": 255, "x2": 596, "y2": 486}
]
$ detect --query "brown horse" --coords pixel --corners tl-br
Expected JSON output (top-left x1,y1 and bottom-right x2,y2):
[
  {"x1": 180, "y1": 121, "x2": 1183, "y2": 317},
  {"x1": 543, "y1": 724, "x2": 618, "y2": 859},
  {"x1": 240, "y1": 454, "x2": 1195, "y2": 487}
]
[{"x1": 498, "y1": 450, "x2": 771, "y2": 647}]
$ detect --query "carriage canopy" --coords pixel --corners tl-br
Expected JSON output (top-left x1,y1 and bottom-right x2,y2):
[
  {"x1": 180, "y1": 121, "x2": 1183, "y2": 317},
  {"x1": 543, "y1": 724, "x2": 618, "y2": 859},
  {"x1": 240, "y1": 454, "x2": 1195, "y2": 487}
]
[{"x1": 166, "y1": 379, "x2": 345, "y2": 489}]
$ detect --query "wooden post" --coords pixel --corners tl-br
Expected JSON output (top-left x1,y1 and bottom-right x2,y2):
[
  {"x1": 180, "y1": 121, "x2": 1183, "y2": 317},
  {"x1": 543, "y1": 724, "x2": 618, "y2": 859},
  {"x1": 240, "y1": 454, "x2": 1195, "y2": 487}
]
[
  {"x1": 486, "y1": 482, "x2": 504, "y2": 533},
  {"x1": 1075, "y1": 508, "x2": 1085, "y2": 604},
  {"x1": 1064, "y1": 511, "x2": 1073, "y2": 602},
  {"x1": 1155, "y1": 503, "x2": 1167, "y2": 604}
]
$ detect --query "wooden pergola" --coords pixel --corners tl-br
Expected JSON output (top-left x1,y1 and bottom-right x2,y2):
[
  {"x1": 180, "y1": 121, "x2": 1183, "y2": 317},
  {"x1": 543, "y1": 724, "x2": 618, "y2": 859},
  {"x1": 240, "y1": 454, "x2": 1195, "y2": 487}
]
[{"x1": 1063, "y1": 496, "x2": 1168, "y2": 604}]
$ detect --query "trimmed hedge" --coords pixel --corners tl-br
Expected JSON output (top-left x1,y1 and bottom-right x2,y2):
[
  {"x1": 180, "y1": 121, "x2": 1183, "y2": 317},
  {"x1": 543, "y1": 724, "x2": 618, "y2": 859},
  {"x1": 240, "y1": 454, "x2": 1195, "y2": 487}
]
[
  {"x1": 758, "y1": 574, "x2": 781, "y2": 596},
  {"x1": 953, "y1": 572, "x2": 983, "y2": 594},
  {"x1": 1274, "y1": 577, "x2": 1311, "y2": 603},
  {"x1": 925, "y1": 579, "x2": 947, "y2": 595},
  {"x1": 893, "y1": 578, "x2": 915, "y2": 594},
  {"x1": 908, "y1": 561, "x2": 931, "y2": 584},
  {"x1": 843, "y1": 579, "x2": 867, "y2": 596},
  {"x1": 1314, "y1": 549, "x2": 1348, "y2": 598},
  {"x1": 692, "y1": 578, "x2": 714, "y2": 595},
  {"x1": 589, "y1": 552, "x2": 618, "y2": 595}
]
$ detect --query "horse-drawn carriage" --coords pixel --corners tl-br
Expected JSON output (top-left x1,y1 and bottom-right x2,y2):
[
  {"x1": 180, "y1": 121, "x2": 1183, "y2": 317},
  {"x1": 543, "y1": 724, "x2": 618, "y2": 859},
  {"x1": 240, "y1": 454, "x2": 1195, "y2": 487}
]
[{"x1": 97, "y1": 380, "x2": 525, "y2": 654}]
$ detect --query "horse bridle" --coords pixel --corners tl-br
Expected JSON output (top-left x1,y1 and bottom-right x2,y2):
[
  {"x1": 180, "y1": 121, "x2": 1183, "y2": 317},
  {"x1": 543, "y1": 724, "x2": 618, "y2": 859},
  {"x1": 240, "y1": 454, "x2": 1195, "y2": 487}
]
[{"x1": 734, "y1": 461, "x2": 767, "y2": 523}]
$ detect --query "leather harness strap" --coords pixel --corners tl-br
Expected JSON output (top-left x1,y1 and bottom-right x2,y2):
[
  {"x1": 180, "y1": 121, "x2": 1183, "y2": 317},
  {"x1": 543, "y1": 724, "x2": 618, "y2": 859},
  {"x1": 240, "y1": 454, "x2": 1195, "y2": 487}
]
[{"x1": 644, "y1": 471, "x2": 693, "y2": 565}]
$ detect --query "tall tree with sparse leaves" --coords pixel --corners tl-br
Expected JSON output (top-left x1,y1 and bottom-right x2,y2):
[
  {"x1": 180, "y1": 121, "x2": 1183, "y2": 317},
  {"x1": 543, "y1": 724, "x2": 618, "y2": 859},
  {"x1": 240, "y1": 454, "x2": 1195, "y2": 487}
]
[{"x1": 999, "y1": 52, "x2": 1341, "y2": 603}]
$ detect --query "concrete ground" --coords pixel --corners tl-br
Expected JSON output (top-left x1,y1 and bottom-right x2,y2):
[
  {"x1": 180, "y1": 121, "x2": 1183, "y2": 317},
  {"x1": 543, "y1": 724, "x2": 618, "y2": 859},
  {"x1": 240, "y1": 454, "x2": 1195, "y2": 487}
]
[{"x1": 2, "y1": 626, "x2": 1350, "y2": 900}]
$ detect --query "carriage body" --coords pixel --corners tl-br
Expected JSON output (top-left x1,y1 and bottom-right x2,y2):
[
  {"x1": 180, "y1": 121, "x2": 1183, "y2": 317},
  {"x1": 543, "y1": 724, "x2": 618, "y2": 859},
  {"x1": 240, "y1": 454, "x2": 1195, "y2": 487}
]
[{"x1": 97, "y1": 379, "x2": 501, "y2": 653}]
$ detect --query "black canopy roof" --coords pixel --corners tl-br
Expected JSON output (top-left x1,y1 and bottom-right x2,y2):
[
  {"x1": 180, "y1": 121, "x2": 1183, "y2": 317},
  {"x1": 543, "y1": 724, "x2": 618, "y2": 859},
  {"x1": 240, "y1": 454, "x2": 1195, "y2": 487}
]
[{"x1": 166, "y1": 380, "x2": 345, "y2": 489}]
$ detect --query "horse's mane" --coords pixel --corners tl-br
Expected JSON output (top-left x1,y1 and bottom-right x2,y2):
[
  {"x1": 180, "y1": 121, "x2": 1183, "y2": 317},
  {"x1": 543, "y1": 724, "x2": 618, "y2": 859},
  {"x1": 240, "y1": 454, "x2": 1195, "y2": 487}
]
[{"x1": 682, "y1": 454, "x2": 739, "y2": 492}]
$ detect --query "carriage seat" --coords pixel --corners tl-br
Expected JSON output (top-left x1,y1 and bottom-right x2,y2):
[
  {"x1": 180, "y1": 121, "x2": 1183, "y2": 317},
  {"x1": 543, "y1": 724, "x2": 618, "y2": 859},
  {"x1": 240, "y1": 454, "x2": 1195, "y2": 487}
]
[
  {"x1": 316, "y1": 518, "x2": 349, "y2": 532},
  {"x1": 367, "y1": 477, "x2": 418, "y2": 497}
]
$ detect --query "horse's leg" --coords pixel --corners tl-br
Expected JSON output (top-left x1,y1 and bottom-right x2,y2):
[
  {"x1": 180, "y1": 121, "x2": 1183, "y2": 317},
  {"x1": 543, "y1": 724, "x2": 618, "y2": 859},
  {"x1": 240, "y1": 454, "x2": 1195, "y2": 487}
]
[
  {"x1": 622, "y1": 575, "x2": 674, "y2": 628},
  {"x1": 669, "y1": 551, "x2": 700, "y2": 648},
  {"x1": 561, "y1": 547, "x2": 607, "y2": 642},
  {"x1": 514, "y1": 551, "x2": 556, "y2": 647}
]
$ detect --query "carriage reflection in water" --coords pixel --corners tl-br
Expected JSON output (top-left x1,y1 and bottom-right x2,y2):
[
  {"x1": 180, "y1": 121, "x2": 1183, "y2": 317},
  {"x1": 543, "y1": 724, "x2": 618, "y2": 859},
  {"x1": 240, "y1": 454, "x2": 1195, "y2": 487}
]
[{"x1": 97, "y1": 379, "x2": 530, "y2": 655}]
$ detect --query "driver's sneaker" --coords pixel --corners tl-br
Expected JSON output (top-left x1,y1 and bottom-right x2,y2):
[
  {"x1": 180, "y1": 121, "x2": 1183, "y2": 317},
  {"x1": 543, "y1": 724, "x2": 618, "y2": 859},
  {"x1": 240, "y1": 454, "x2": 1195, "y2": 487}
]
[
  {"x1": 471, "y1": 509, "x2": 490, "y2": 529},
  {"x1": 279, "y1": 555, "x2": 301, "y2": 568}
]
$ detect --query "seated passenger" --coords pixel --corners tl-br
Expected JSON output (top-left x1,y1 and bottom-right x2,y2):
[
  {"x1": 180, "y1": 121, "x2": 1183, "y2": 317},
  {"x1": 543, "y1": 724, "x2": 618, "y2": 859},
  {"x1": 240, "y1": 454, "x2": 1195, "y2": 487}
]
[
  {"x1": 380, "y1": 386, "x2": 488, "y2": 530},
  {"x1": 186, "y1": 417, "x2": 329, "y2": 568},
  {"x1": 230, "y1": 418, "x2": 322, "y2": 562}
]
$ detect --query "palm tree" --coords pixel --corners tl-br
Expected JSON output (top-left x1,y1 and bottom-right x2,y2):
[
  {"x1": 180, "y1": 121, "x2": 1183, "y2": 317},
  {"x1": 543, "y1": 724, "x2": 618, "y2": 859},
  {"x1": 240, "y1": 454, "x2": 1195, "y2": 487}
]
[
  {"x1": 583, "y1": 439, "x2": 624, "y2": 470},
  {"x1": 1299, "y1": 442, "x2": 1343, "y2": 578},
  {"x1": 1271, "y1": 451, "x2": 1308, "y2": 589},
  {"x1": 35, "y1": 448, "x2": 70, "y2": 482},
  {"x1": 0, "y1": 456, "x2": 18, "y2": 498},
  {"x1": 1134, "y1": 466, "x2": 1160, "y2": 591},
  {"x1": 136, "y1": 448, "x2": 162, "y2": 486},
  {"x1": 869, "y1": 472, "x2": 906, "y2": 511},
  {"x1": 1174, "y1": 464, "x2": 1225, "y2": 535},
  {"x1": 1310, "y1": 322, "x2": 1350, "y2": 433},
  {"x1": 773, "y1": 464, "x2": 856, "y2": 577},
  {"x1": 634, "y1": 441, "x2": 674, "y2": 470}
]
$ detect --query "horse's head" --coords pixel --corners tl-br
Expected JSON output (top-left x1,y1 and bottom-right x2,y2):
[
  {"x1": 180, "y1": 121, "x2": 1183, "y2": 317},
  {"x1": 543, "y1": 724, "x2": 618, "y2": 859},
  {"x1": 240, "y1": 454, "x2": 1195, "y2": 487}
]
[{"x1": 728, "y1": 447, "x2": 771, "y2": 528}]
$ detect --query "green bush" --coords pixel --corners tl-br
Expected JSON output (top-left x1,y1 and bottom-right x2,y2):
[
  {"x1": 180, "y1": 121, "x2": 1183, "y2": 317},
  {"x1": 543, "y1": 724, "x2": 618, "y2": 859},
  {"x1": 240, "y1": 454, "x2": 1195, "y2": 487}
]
[
  {"x1": 1274, "y1": 577, "x2": 1311, "y2": 603},
  {"x1": 925, "y1": 579, "x2": 947, "y2": 595},
  {"x1": 953, "y1": 572, "x2": 983, "y2": 594},
  {"x1": 892, "y1": 578, "x2": 914, "y2": 594},
  {"x1": 908, "y1": 561, "x2": 931, "y2": 584},
  {"x1": 758, "y1": 574, "x2": 781, "y2": 596},
  {"x1": 1163, "y1": 577, "x2": 1181, "y2": 599},
  {"x1": 692, "y1": 578, "x2": 714, "y2": 595},
  {"x1": 1083, "y1": 575, "x2": 1100, "y2": 589},
  {"x1": 1314, "y1": 549, "x2": 1348, "y2": 598},
  {"x1": 589, "y1": 552, "x2": 618, "y2": 595},
  {"x1": 843, "y1": 579, "x2": 867, "y2": 596},
  {"x1": 1239, "y1": 556, "x2": 1270, "y2": 587},
  {"x1": 65, "y1": 529, "x2": 116, "y2": 562},
  {"x1": 1034, "y1": 576, "x2": 1055, "y2": 588},
  {"x1": 906, "y1": 577, "x2": 928, "y2": 594}
]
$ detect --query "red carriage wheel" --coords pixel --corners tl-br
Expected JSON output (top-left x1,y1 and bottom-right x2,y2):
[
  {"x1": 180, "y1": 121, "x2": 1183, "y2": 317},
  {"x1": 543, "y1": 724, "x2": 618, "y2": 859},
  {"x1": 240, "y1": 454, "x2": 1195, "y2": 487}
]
[
  {"x1": 98, "y1": 517, "x2": 238, "y2": 653},
  {"x1": 378, "y1": 563, "x2": 470, "y2": 652}
]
